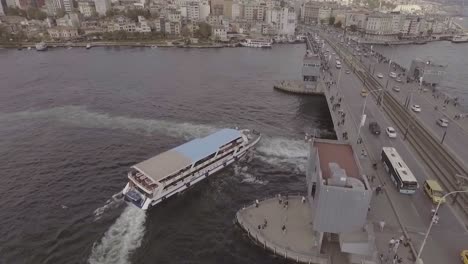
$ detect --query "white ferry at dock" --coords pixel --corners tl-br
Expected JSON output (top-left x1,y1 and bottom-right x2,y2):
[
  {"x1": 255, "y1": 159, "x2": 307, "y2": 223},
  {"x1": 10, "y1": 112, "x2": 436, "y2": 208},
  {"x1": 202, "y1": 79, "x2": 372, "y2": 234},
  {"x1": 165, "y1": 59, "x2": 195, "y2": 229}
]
[
  {"x1": 122, "y1": 128, "x2": 261, "y2": 210},
  {"x1": 240, "y1": 39, "x2": 272, "y2": 48}
]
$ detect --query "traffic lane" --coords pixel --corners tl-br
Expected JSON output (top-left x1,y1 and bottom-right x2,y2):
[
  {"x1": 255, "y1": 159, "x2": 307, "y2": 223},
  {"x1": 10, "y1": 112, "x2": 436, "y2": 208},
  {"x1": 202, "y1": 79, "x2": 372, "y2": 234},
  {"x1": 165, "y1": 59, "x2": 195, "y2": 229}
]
[
  {"x1": 332, "y1": 50, "x2": 468, "y2": 264},
  {"x1": 331, "y1": 55, "x2": 467, "y2": 234},
  {"x1": 370, "y1": 62, "x2": 468, "y2": 163},
  {"x1": 334, "y1": 67, "x2": 429, "y2": 225}
]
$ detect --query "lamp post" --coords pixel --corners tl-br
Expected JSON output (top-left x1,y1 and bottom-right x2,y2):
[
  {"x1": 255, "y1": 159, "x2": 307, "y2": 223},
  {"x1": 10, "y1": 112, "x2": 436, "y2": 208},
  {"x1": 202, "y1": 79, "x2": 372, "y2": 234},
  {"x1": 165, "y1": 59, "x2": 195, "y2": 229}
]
[
  {"x1": 356, "y1": 89, "x2": 382, "y2": 144},
  {"x1": 440, "y1": 125, "x2": 449, "y2": 144},
  {"x1": 415, "y1": 189, "x2": 468, "y2": 264}
]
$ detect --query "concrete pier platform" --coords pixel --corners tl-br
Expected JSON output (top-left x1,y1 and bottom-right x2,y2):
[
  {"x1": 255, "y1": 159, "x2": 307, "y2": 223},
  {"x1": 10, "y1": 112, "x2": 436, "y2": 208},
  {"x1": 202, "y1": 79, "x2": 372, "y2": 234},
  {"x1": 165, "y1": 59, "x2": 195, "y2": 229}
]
[
  {"x1": 274, "y1": 80, "x2": 323, "y2": 95},
  {"x1": 236, "y1": 196, "x2": 330, "y2": 264}
]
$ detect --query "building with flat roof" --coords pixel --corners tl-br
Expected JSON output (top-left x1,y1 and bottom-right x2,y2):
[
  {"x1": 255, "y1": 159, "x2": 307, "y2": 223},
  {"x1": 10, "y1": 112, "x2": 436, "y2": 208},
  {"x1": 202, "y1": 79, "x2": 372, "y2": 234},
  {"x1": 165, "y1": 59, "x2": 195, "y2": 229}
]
[{"x1": 306, "y1": 139, "x2": 374, "y2": 261}]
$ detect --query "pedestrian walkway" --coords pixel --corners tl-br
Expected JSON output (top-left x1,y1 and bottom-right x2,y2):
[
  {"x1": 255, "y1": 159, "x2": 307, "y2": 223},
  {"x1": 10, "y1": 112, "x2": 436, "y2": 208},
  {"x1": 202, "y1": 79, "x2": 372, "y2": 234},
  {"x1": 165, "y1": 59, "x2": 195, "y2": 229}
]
[{"x1": 236, "y1": 196, "x2": 331, "y2": 264}]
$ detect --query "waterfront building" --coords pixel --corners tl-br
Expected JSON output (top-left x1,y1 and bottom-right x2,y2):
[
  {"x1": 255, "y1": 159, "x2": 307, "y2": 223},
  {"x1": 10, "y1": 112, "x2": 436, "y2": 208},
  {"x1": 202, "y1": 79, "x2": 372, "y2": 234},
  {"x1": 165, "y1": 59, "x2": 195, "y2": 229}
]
[
  {"x1": 78, "y1": 1, "x2": 96, "y2": 17},
  {"x1": 164, "y1": 21, "x2": 180, "y2": 35},
  {"x1": 0, "y1": 0, "x2": 5, "y2": 16},
  {"x1": 212, "y1": 24, "x2": 227, "y2": 41},
  {"x1": 393, "y1": 4, "x2": 422, "y2": 15},
  {"x1": 137, "y1": 15, "x2": 151, "y2": 32},
  {"x1": 109, "y1": 16, "x2": 137, "y2": 32},
  {"x1": 265, "y1": 6, "x2": 296, "y2": 36},
  {"x1": 47, "y1": 26, "x2": 79, "y2": 39},
  {"x1": 345, "y1": 11, "x2": 367, "y2": 30},
  {"x1": 152, "y1": 17, "x2": 162, "y2": 32},
  {"x1": 5, "y1": 0, "x2": 17, "y2": 8},
  {"x1": 364, "y1": 13, "x2": 394, "y2": 40},
  {"x1": 306, "y1": 140, "x2": 373, "y2": 261},
  {"x1": 94, "y1": 0, "x2": 111, "y2": 16},
  {"x1": 56, "y1": 13, "x2": 80, "y2": 27}
]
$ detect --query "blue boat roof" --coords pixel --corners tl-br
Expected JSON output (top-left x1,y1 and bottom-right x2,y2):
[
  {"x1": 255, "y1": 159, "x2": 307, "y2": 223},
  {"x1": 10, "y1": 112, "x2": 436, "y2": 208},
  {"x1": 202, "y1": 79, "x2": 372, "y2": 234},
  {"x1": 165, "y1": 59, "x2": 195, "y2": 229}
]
[{"x1": 174, "y1": 128, "x2": 242, "y2": 162}]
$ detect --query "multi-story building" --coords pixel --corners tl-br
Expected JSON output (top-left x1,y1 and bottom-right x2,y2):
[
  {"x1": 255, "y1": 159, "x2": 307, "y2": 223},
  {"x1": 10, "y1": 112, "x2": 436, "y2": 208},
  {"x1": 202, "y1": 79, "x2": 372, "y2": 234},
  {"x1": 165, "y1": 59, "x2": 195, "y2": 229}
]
[
  {"x1": 94, "y1": 0, "x2": 110, "y2": 16},
  {"x1": 223, "y1": 0, "x2": 232, "y2": 18},
  {"x1": 152, "y1": 17, "x2": 161, "y2": 32},
  {"x1": 62, "y1": 0, "x2": 72, "y2": 12},
  {"x1": 210, "y1": 0, "x2": 223, "y2": 16},
  {"x1": 137, "y1": 15, "x2": 151, "y2": 32},
  {"x1": 211, "y1": 24, "x2": 227, "y2": 41},
  {"x1": 0, "y1": 0, "x2": 5, "y2": 16},
  {"x1": 231, "y1": 2, "x2": 240, "y2": 19},
  {"x1": 265, "y1": 6, "x2": 296, "y2": 36},
  {"x1": 364, "y1": 13, "x2": 393, "y2": 38},
  {"x1": 164, "y1": 21, "x2": 180, "y2": 35},
  {"x1": 187, "y1": 1, "x2": 199, "y2": 22},
  {"x1": 78, "y1": 1, "x2": 96, "y2": 17},
  {"x1": 199, "y1": 1, "x2": 210, "y2": 21},
  {"x1": 243, "y1": 3, "x2": 265, "y2": 22},
  {"x1": 45, "y1": 0, "x2": 62, "y2": 15},
  {"x1": 109, "y1": 16, "x2": 137, "y2": 32},
  {"x1": 48, "y1": 26, "x2": 79, "y2": 39},
  {"x1": 318, "y1": 6, "x2": 331, "y2": 23},
  {"x1": 301, "y1": 2, "x2": 319, "y2": 24},
  {"x1": 345, "y1": 11, "x2": 367, "y2": 30}
]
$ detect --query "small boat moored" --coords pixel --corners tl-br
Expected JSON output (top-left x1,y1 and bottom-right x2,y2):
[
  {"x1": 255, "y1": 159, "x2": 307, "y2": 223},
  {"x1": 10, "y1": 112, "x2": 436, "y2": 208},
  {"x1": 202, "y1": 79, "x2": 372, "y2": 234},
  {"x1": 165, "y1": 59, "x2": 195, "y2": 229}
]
[
  {"x1": 122, "y1": 128, "x2": 262, "y2": 210},
  {"x1": 452, "y1": 35, "x2": 468, "y2": 43},
  {"x1": 86, "y1": 43, "x2": 92, "y2": 49},
  {"x1": 35, "y1": 42, "x2": 48, "y2": 51},
  {"x1": 240, "y1": 38, "x2": 272, "y2": 48}
]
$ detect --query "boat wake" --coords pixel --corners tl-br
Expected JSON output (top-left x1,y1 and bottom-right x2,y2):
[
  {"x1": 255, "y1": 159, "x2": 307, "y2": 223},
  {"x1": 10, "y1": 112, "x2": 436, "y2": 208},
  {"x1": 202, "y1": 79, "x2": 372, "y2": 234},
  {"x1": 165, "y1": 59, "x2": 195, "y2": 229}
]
[
  {"x1": 255, "y1": 136, "x2": 308, "y2": 172},
  {"x1": 88, "y1": 205, "x2": 146, "y2": 264},
  {"x1": 1, "y1": 106, "x2": 309, "y2": 170},
  {"x1": 93, "y1": 192, "x2": 125, "y2": 221},
  {"x1": 234, "y1": 164, "x2": 268, "y2": 185}
]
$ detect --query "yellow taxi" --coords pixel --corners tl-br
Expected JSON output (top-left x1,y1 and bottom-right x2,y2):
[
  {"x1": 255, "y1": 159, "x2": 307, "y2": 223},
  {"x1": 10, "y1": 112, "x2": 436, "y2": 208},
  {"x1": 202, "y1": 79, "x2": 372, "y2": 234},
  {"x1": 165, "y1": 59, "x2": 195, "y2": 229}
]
[
  {"x1": 360, "y1": 89, "x2": 369, "y2": 97},
  {"x1": 461, "y1": 250, "x2": 468, "y2": 264},
  {"x1": 423, "y1": 180, "x2": 446, "y2": 204}
]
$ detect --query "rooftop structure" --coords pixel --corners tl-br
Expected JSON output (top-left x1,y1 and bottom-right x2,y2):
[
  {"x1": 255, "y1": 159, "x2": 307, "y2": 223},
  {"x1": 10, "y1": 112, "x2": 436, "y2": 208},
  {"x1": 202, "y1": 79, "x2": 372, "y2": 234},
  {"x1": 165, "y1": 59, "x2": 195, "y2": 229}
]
[
  {"x1": 306, "y1": 139, "x2": 371, "y2": 234},
  {"x1": 133, "y1": 128, "x2": 241, "y2": 183}
]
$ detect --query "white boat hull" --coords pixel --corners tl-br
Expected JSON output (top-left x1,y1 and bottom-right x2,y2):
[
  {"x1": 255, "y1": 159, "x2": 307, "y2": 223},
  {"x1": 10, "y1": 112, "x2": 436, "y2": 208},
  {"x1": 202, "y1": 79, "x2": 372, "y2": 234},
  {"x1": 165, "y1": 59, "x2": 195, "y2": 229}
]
[{"x1": 123, "y1": 131, "x2": 261, "y2": 210}]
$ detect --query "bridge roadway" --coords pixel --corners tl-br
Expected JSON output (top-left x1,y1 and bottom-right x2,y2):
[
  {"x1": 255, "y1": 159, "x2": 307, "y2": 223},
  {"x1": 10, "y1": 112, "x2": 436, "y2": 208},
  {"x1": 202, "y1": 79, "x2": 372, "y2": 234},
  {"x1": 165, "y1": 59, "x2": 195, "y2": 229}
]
[
  {"x1": 320, "y1": 31, "x2": 468, "y2": 217},
  {"x1": 306, "y1": 33, "x2": 468, "y2": 264}
]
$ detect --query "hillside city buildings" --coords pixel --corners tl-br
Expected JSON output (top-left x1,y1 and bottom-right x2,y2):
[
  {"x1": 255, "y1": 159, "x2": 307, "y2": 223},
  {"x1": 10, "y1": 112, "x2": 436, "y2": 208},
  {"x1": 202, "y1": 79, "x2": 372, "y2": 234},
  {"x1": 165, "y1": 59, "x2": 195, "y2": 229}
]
[{"x1": 0, "y1": 0, "x2": 461, "y2": 42}]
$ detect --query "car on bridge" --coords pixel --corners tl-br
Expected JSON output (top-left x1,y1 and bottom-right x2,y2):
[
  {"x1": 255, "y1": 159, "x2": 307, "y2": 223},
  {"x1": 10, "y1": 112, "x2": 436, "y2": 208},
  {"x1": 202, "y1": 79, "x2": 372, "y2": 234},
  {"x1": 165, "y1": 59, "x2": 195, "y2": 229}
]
[
  {"x1": 376, "y1": 73, "x2": 384, "y2": 78},
  {"x1": 395, "y1": 77, "x2": 402, "y2": 83},
  {"x1": 461, "y1": 250, "x2": 468, "y2": 264},
  {"x1": 369, "y1": 122, "x2": 381, "y2": 135},
  {"x1": 423, "y1": 180, "x2": 446, "y2": 204},
  {"x1": 389, "y1": 72, "x2": 397, "y2": 78},
  {"x1": 386, "y1": 127, "x2": 397, "y2": 138},
  {"x1": 346, "y1": 70, "x2": 351, "y2": 74},
  {"x1": 360, "y1": 89, "x2": 369, "y2": 97},
  {"x1": 436, "y1": 118, "x2": 449, "y2": 127},
  {"x1": 392, "y1": 86, "x2": 401, "y2": 92},
  {"x1": 411, "y1": 105, "x2": 421, "y2": 112}
]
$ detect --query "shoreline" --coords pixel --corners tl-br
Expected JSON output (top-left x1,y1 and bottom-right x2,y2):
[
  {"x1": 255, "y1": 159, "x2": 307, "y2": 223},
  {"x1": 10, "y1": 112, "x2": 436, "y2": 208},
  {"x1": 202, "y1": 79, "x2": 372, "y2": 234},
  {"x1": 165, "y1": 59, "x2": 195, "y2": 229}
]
[{"x1": 0, "y1": 41, "x2": 306, "y2": 49}]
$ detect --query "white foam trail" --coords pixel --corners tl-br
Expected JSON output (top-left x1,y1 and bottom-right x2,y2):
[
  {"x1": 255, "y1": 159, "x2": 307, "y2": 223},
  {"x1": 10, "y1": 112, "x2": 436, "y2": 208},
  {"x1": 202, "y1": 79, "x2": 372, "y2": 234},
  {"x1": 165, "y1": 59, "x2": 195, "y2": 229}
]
[
  {"x1": 234, "y1": 164, "x2": 268, "y2": 185},
  {"x1": 255, "y1": 136, "x2": 309, "y2": 171},
  {"x1": 93, "y1": 192, "x2": 125, "y2": 221},
  {"x1": 0, "y1": 106, "x2": 217, "y2": 140},
  {"x1": 88, "y1": 205, "x2": 146, "y2": 264},
  {"x1": 1, "y1": 106, "x2": 310, "y2": 169}
]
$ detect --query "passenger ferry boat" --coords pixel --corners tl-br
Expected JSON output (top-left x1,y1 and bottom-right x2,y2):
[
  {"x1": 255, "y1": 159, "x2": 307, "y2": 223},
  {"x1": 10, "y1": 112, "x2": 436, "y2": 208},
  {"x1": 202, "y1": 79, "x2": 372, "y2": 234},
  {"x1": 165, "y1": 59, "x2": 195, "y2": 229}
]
[
  {"x1": 122, "y1": 128, "x2": 261, "y2": 210},
  {"x1": 452, "y1": 35, "x2": 468, "y2": 43},
  {"x1": 240, "y1": 39, "x2": 272, "y2": 48}
]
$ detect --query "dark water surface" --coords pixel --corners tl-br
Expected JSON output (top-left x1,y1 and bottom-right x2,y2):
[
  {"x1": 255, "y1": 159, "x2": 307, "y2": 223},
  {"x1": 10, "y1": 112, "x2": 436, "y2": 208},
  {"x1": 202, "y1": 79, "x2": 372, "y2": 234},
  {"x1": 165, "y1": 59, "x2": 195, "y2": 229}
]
[{"x1": 0, "y1": 45, "x2": 334, "y2": 264}]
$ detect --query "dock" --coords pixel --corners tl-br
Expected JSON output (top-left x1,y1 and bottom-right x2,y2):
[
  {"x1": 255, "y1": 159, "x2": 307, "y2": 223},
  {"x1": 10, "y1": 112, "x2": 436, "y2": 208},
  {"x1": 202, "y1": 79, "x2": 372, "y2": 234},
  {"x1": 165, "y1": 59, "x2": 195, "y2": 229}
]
[
  {"x1": 274, "y1": 80, "x2": 323, "y2": 95},
  {"x1": 236, "y1": 196, "x2": 330, "y2": 264}
]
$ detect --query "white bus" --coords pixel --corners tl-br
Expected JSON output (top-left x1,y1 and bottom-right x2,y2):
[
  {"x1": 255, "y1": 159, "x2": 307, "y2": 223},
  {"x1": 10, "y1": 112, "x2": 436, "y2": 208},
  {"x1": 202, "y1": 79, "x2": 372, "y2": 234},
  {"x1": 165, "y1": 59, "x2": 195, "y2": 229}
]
[
  {"x1": 381, "y1": 147, "x2": 419, "y2": 194},
  {"x1": 336, "y1": 60, "x2": 342, "y2": 69}
]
